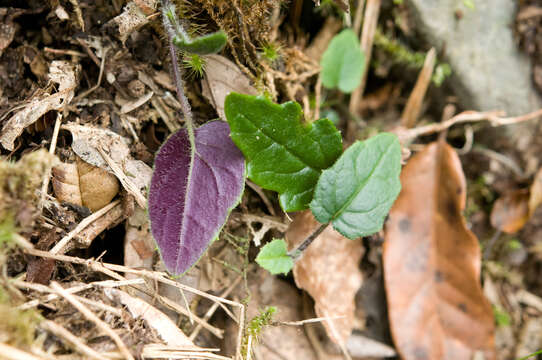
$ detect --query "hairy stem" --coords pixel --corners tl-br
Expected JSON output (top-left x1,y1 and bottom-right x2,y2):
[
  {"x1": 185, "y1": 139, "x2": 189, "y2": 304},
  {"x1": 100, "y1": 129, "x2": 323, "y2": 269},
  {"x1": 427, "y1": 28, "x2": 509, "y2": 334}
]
[
  {"x1": 288, "y1": 222, "x2": 329, "y2": 261},
  {"x1": 161, "y1": 0, "x2": 195, "y2": 146}
]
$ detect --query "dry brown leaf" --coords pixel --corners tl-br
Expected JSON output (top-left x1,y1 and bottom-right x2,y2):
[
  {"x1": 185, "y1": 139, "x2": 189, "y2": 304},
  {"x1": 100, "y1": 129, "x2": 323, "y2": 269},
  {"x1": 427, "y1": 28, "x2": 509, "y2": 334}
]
[
  {"x1": 529, "y1": 167, "x2": 542, "y2": 216},
  {"x1": 104, "y1": 288, "x2": 194, "y2": 347},
  {"x1": 490, "y1": 189, "x2": 530, "y2": 234},
  {"x1": 105, "y1": 0, "x2": 158, "y2": 43},
  {"x1": 489, "y1": 167, "x2": 542, "y2": 233},
  {"x1": 52, "y1": 158, "x2": 119, "y2": 212},
  {"x1": 285, "y1": 210, "x2": 363, "y2": 345},
  {"x1": 383, "y1": 140, "x2": 496, "y2": 360},
  {"x1": 0, "y1": 61, "x2": 78, "y2": 150},
  {"x1": 62, "y1": 123, "x2": 152, "y2": 205},
  {"x1": 201, "y1": 54, "x2": 258, "y2": 120},
  {"x1": 0, "y1": 9, "x2": 17, "y2": 57},
  {"x1": 225, "y1": 266, "x2": 318, "y2": 360}
]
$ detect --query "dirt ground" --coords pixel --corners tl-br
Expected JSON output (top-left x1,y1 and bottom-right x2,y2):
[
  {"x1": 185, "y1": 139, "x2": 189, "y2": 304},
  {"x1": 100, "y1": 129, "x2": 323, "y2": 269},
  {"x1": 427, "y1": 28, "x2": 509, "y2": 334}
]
[{"x1": 2, "y1": 1, "x2": 542, "y2": 359}]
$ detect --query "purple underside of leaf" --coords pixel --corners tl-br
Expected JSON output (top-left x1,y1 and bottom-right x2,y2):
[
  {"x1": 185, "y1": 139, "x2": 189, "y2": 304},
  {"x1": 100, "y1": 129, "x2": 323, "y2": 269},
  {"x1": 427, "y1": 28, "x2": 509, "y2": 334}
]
[{"x1": 149, "y1": 121, "x2": 245, "y2": 275}]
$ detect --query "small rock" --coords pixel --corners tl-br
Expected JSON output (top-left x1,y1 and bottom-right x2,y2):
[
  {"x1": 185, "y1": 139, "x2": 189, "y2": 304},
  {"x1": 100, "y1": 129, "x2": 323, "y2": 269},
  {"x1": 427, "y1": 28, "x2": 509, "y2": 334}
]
[{"x1": 405, "y1": 0, "x2": 542, "y2": 116}]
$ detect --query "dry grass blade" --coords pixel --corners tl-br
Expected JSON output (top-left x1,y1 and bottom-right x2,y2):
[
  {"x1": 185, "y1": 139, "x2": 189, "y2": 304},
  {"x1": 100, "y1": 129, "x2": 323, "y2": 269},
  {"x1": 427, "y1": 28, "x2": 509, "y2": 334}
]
[
  {"x1": 400, "y1": 48, "x2": 436, "y2": 128},
  {"x1": 50, "y1": 282, "x2": 135, "y2": 360},
  {"x1": 50, "y1": 200, "x2": 121, "y2": 254},
  {"x1": 41, "y1": 320, "x2": 108, "y2": 360},
  {"x1": 22, "y1": 246, "x2": 245, "y2": 357},
  {"x1": 0, "y1": 343, "x2": 46, "y2": 360},
  {"x1": 349, "y1": 0, "x2": 381, "y2": 115}
]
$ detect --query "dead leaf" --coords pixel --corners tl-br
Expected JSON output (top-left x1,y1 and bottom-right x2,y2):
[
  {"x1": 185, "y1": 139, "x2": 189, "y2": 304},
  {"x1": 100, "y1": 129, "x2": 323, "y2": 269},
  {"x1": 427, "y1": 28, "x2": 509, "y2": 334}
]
[
  {"x1": 105, "y1": 1, "x2": 158, "y2": 43},
  {"x1": 515, "y1": 318, "x2": 542, "y2": 359},
  {"x1": 26, "y1": 230, "x2": 57, "y2": 285},
  {"x1": 62, "y1": 123, "x2": 152, "y2": 207},
  {"x1": 0, "y1": 61, "x2": 78, "y2": 150},
  {"x1": 0, "y1": 9, "x2": 18, "y2": 57},
  {"x1": 490, "y1": 190, "x2": 530, "y2": 234},
  {"x1": 383, "y1": 141, "x2": 496, "y2": 360},
  {"x1": 224, "y1": 266, "x2": 318, "y2": 360},
  {"x1": 52, "y1": 157, "x2": 119, "y2": 212},
  {"x1": 285, "y1": 210, "x2": 363, "y2": 345},
  {"x1": 104, "y1": 288, "x2": 193, "y2": 347},
  {"x1": 529, "y1": 167, "x2": 542, "y2": 216},
  {"x1": 201, "y1": 55, "x2": 258, "y2": 120}
]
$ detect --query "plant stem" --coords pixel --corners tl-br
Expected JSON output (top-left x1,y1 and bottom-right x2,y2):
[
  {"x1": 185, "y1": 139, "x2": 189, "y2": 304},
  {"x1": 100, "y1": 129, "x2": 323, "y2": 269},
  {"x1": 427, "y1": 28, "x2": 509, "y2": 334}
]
[
  {"x1": 288, "y1": 222, "x2": 329, "y2": 261},
  {"x1": 161, "y1": 0, "x2": 195, "y2": 145}
]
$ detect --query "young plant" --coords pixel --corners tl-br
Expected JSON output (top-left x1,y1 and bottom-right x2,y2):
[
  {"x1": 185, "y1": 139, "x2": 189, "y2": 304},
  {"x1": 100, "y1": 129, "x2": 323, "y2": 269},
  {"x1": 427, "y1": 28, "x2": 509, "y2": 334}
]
[
  {"x1": 148, "y1": 1, "x2": 244, "y2": 276},
  {"x1": 225, "y1": 93, "x2": 402, "y2": 275}
]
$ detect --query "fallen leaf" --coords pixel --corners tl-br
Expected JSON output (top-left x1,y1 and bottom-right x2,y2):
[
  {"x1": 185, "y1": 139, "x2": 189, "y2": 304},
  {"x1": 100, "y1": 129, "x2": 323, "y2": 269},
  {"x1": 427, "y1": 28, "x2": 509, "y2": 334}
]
[
  {"x1": 383, "y1": 141, "x2": 496, "y2": 360},
  {"x1": 26, "y1": 230, "x2": 57, "y2": 285},
  {"x1": 224, "y1": 266, "x2": 318, "y2": 360},
  {"x1": 201, "y1": 55, "x2": 258, "y2": 120},
  {"x1": 52, "y1": 158, "x2": 119, "y2": 212},
  {"x1": 286, "y1": 210, "x2": 363, "y2": 345},
  {"x1": 62, "y1": 123, "x2": 152, "y2": 206},
  {"x1": 105, "y1": 0, "x2": 158, "y2": 43},
  {"x1": 104, "y1": 288, "x2": 193, "y2": 347},
  {"x1": 0, "y1": 9, "x2": 18, "y2": 57},
  {"x1": 515, "y1": 318, "x2": 542, "y2": 359},
  {"x1": 0, "y1": 61, "x2": 78, "y2": 150},
  {"x1": 490, "y1": 190, "x2": 530, "y2": 234},
  {"x1": 529, "y1": 167, "x2": 542, "y2": 216}
]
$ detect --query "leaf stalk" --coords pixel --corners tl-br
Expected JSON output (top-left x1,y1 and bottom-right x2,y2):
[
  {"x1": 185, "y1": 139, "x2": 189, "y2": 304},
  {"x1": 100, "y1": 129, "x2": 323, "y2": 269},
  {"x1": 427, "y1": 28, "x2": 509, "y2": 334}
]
[
  {"x1": 161, "y1": 0, "x2": 195, "y2": 146},
  {"x1": 288, "y1": 222, "x2": 329, "y2": 261}
]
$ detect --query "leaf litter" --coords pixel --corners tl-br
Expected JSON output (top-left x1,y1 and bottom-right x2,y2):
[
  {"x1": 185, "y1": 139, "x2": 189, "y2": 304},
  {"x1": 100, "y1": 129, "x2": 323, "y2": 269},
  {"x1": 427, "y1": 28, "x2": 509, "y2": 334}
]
[{"x1": 2, "y1": 1, "x2": 542, "y2": 359}]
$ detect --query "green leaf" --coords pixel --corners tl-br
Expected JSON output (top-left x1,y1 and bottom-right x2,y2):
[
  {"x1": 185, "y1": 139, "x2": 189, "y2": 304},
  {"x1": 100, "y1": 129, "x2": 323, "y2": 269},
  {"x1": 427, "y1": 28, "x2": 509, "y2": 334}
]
[
  {"x1": 320, "y1": 29, "x2": 365, "y2": 93},
  {"x1": 310, "y1": 133, "x2": 402, "y2": 239},
  {"x1": 255, "y1": 239, "x2": 293, "y2": 275},
  {"x1": 173, "y1": 30, "x2": 227, "y2": 55},
  {"x1": 225, "y1": 93, "x2": 343, "y2": 212}
]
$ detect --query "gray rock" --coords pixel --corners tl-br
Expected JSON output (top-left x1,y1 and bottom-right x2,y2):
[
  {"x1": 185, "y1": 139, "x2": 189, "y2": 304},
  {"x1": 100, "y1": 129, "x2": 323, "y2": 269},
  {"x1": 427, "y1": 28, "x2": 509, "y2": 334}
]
[{"x1": 405, "y1": 0, "x2": 542, "y2": 116}]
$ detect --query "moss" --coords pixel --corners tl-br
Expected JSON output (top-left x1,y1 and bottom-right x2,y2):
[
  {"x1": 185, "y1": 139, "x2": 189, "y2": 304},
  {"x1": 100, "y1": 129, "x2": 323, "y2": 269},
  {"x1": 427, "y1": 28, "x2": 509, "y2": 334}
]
[
  {"x1": 183, "y1": 53, "x2": 206, "y2": 78},
  {"x1": 0, "y1": 301, "x2": 42, "y2": 347},
  {"x1": 373, "y1": 28, "x2": 452, "y2": 86},
  {"x1": 0, "y1": 149, "x2": 57, "y2": 232},
  {"x1": 241, "y1": 306, "x2": 277, "y2": 358}
]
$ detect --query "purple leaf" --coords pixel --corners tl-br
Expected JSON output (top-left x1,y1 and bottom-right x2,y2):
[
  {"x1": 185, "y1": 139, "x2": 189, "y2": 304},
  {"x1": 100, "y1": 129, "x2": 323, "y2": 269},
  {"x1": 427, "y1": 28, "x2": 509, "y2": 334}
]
[{"x1": 149, "y1": 121, "x2": 245, "y2": 275}]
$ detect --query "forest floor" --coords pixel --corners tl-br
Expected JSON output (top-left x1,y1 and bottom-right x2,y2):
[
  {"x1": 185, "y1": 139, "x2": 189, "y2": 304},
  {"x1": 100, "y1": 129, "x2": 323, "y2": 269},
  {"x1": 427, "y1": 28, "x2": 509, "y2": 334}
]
[{"x1": 2, "y1": 1, "x2": 542, "y2": 359}]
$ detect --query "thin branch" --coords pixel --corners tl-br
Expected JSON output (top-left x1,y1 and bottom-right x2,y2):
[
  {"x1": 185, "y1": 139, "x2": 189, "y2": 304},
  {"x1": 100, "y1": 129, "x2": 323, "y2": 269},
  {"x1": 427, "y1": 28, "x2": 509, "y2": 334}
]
[{"x1": 397, "y1": 108, "x2": 542, "y2": 143}]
